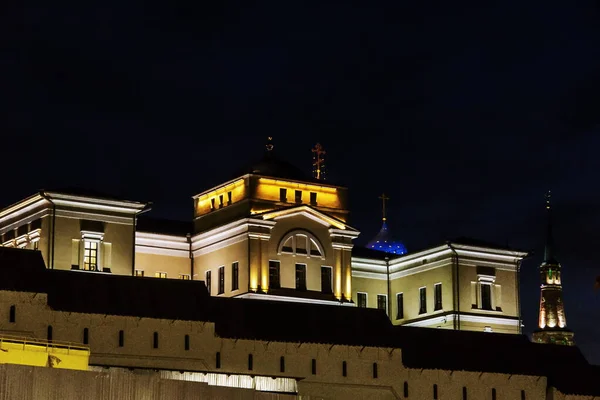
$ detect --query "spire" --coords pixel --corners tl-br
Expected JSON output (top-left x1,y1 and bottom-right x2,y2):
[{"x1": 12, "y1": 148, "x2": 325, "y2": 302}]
[
  {"x1": 312, "y1": 143, "x2": 326, "y2": 180},
  {"x1": 379, "y1": 193, "x2": 389, "y2": 223},
  {"x1": 544, "y1": 190, "x2": 558, "y2": 264},
  {"x1": 265, "y1": 136, "x2": 274, "y2": 152}
]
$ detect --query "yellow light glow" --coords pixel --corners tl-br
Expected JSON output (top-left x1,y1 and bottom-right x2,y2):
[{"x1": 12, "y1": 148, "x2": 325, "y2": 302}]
[
  {"x1": 262, "y1": 206, "x2": 346, "y2": 230},
  {"x1": 256, "y1": 178, "x2": 342, "y2": 210},
  {"x1": 0, "y1": 336, "x2": 89, "y2": 371},
  {"x1": 196, "y1": 179, "x2": 245, "y2": 216}
]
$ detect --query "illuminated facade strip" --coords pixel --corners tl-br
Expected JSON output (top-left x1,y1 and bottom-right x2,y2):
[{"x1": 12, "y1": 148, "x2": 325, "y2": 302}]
[
  {"x1": 387, "y1": 248, "x2": 453, "y2": 269},
  {"x1": 56, "y1": 210, "x2": 133, "y2": 225},
  {"x1": 262, "y1": 206, "x2": 349, "y2": 231},
  {"x1": 51, "y1": 199, "x2": 143, "y2": 214},
  {"x1": 236, "y1": 292, "x2": 355, "y2": 306},
  {"x1": 192, "y1": 176, "x2": 249, "y2": 199},
  {"x1": 192, "y1": 233, "x2": 248, "y2": 257},
  {"x1": 135, "y1": 246, "x2": 189, "y2": 258},
  {"x1": 351, "y1": 270, "x2": 387, "y2": 281},
  {"x1": 0, "y1": 210, "x2": 49, "y2": 236},
  {"x1": 452, "y1": 244, "x2": 528, "y2": 259},
  {"x1": 403, "y1": 314, "x2": 519, "y2": 328},
  {"x1": 44, "y1": 192, "x2": 147, "y2": 211},
  {"x1": 455, "y1": 249, "x2": 525, "y2": 262},
  {"x1": 460, "y1": 261, "x2": 518, "y2": 272},
  {"x1": 136, "y1": 232, "x2": 189, "y2": 251},
  {"x1": 191, "y1": 218, "x2": 275, "y2": 248},
  {"x1": 0, "y1": 198, "x2": 48, "y2": 225}
]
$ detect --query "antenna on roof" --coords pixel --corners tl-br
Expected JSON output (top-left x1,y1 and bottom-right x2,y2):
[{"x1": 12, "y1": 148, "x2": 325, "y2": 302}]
[{"x1": 312, "y1": 143, "x2": 326, "y2": 180}]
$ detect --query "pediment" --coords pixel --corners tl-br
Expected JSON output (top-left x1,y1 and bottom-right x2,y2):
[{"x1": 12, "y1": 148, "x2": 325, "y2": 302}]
[{"x1": 260, "y1": 205, "x2": 357, "y2": 232}]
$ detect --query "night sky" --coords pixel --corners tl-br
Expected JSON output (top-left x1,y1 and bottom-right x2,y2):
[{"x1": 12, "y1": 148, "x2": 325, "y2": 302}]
[{"x1": 3, "y1": 2, "x2": 600, "y2": 362}]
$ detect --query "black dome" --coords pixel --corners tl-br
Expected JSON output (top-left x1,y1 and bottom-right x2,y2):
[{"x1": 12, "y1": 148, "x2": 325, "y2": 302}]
[{"x1": 240, "y1": 152, "x2": 312, "y2": 181}]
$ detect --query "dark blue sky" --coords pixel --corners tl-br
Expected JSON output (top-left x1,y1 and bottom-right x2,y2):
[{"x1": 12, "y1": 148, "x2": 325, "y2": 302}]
[{"x1": 2, "y1": 2, "x2": 600, "y2": 362}]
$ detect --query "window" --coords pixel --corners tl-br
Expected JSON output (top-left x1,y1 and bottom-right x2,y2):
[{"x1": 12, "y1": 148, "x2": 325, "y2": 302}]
[
  {"x1": 153, "y1": 332, "x2": 159, "y2": 349},
  {"x1": 481, "y1": 284, "x2": 492, "y2": 310},
  {"x1": 248, "y1": 354, "x2": 253, "y2": 371},
  {"x1": 419, "y1": 287, "x2": 427, "y2": 314},
  {"x1": 83, "y1": 240, "x2": 99, "y2": 271},
  {"x1": 357, "y1": 293, "x2": 367, "y2": 308},
  {"x1": 184, "y1": 334, "x2": 190, "y2": 351},
  {"x1": 227, "y1": 191, "x2": 232, "y2": 205},
  {"x1": 342, "y1": 361, "x2": 347, "y2": 377},
  {"x1": 403, "y1": 382, "x2": 409, "y2": 397},
  {"x1": 216, "y1": 352, "x2": 221, "y2": 369},
  {"x1": 377, "y1": 294, "x2": 387, "y2": 313},
  {"x1": 280, "y1": 356, "x2": 285, "y2": 373},
  {"x1": 218, "y1": 266, "x2": 225, "y2": 294},
  {"x1": 296, "y1": 264, "x2": 307, "y2": 290},
  {"x1": 180, "y1": 274, "x2": 190, "y2": 280},
  {"x1": 269, "y1": 261, "x2": 281, "y2": 289},
  {"x1": 9, "y1": 305, "x2": 15, "y2": 323},
  {"x1": 210, "y1": 198, "x2": 215, "y2": 210},
  {"x1": 232, "y1": 262, "x2": 239, "y2": 291},
  {"x1": 433, "y1": 384, "x2": 438, "y2": 399},
  {"x1": 372, "y1": 363, "x2": 378, "y2": 379},
  {"x1": 118, "y1": 330, "x2": 124, "y2": 347},
  {"x1": 396, "y1": 293, "x2": 404, "y2": 319},
  {"x1": 521, "y1": 390, "x2": 526, "y2": 400},
  {"x1": 321, "y1": 266, "x2": 332, "y2": 294},
  {"x1": 279, "y1": 188, "x2": 287, "y2": 202},
  {"x1": 311, "y1": 359, "x2": 317, "y2": 375},
  {"x1": 219, "y1": 194, "x2": 224, "y2": 208},
  {"x1": 491, "y1": 388, "x2": 496, "y2": 400},
  {"x1": 135, "y1": 269, "x2": 144, "y2": 277},
  {"x1": 83, "y1": 328, "x2": 89, "y2": 345},
  {"x1": 295, "y1": 190, "x2": 302, "y2": 203},
  {"x1": 310, "y1": 192, "x2": 317, "y2": 205},
  {"x1": 278, "y1": 230, "x2": 324, "y2": 258},
  {"x1": 47, "y1": 325, "x2": 53, "y2": 342},
  {"x1": 155, "y1": 272, "x2": 167, "y2": 279},
  {"x1": 463, "y1": 386, "x2": 468, "y2": 400},
  {"x1": 434, "y1": 283, "x2": 442, "y2": 311},
  {"x1": 206, "y1": 271, "x2": 212, "y2": 295}
]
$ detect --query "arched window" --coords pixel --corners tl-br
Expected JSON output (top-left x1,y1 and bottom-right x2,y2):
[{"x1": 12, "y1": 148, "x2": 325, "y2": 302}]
[{"x1": 277, "y1": 230, "x2": 325, "y2": 258}]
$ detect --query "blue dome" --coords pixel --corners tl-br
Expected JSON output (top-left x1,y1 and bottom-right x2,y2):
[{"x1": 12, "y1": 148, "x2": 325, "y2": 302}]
[{"x1": 366, "y1": 221, "x2": 407, "y2": 255}]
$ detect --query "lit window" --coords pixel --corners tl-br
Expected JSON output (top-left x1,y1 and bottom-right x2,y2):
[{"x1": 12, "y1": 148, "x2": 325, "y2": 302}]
[
  {"x1": 179, "y1": 274, "x2": 190, "y2": 280},
  {"x1": 135, "y1": 270, "x2": 144, "y2": 277},
  {"x1": 155, "y1": 272, "x2": 167, "y2": 279},
  {"x1": 83, "y1": 240, "x2": 99, "y2": 271}
]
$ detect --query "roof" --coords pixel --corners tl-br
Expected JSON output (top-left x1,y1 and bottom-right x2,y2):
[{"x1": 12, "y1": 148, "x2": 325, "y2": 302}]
[
  {"x1": 43, "y1": 187, "x2": 145, "y2": 204},
  {"x1": 366, "y1": 221, "x2": 407, "y2": 255},
  {"x1": 137, "y1": 217, "x2": 192, "y2": 236},
  {"x1": 0, "y1": 247, "x2": 597, "y2": 395}
]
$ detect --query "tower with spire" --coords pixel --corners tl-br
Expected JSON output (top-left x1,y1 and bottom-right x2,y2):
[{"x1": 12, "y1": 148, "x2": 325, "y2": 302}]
[
  {"x1": 366, "y1": 193, "x2": 407, "y2": 255},
  {"x1": 532, "y1": 191, "x2": 575, "y2": 346}
]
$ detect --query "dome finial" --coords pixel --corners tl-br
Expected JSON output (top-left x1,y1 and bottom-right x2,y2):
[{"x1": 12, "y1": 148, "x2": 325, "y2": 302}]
[
  {"x1": 265, "y1": 136, "x2": 274, "y2": 152},
  {"x1": 378, "y1": 193, "x2": 389, "y2": 222}
]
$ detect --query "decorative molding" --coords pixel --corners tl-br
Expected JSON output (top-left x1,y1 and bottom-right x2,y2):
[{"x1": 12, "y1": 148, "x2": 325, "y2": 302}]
[
  {"x1": 44, "y1": 192, "x2": 147, "y2": 213},
  {"x1": 192, "y1": 218, "x2": 275, "y2": 250},
  {"x1": 403, "y1": 313, "x2": 519, "y2": 328},
  {"x1": 262, "y1": 206, "x2": 352, "y2": 231},
  {"x1": 56, "y1": 209, "x2": 134, "y2": 225},
  {"x1": 236, "y1": 292, "x2": 355, "y2": 307},
  {"x1": 0, "y1": 197, "x2": 48, "y2": 225},
  {"x1": 351, "y1": 270, "x2": 388, "y2": 280},
  {"x1": 0, "y1": 209, "x2": 49, "y2": 236},
  {"x1": 192, "y1": 233, "x2": 248, "y2": 257},
  {"x1": 135, "y1": 246, "x2": 189, "y2": 258}
]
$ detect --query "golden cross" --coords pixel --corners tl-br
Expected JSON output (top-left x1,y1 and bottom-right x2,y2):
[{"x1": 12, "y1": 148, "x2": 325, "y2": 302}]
[
  {"x1": 379, "y1": 193, "x2": 389, "y2": 221},
  {"x1": 312, "y1": 143, "x2": 326, "y2": 180}
]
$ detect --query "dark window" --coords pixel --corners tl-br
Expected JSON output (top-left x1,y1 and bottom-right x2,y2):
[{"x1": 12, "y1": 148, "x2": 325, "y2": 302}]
[
  {"x1": 481, "y1": 284, "x2": 492, "y2": 310},
  {"x1": 218, "y1": 266, "x2": 225, "y2": 294},
  {"x1": 433, "y1": 384, "x2": 438, "y2": 399},
  {"x1": 521, "y1": 390, "x2": 526, "y2": 400},
  {"x1": 296, "y1": 264, "x2": 307, "y2": 290},
  {"x1": 219, "y1": 194, "x2": 224, "y2": 207},
  {"x1": 232, "y1": 262, "x2": 239, "y2": 291},
  {"x1": 321, "y1": 266, "x2": 332, "y2": 294},
  {"x1": 342, "y1": 361, "x2": 347, "y2": 377},
  {"x1": 280, "y1": 356, "x2": 285, "y2": 373},
  {"x1": 269, "y1": 261, "x2": 281, "y2": 289},
  {"x1": 419, "y1": 287, "x2": 427, "y2": 314},
  {"x1": 311, "y1": 359, "x2": 317, "y2": 375},
  {"x1": 248, "y1": 354, "x2": 253, "y2": 371},
  {"x1": 403, "y1": 382, "x2": 409, "y2": 397},
  {"x1": 83, "y1": 328, "x2": 89, "y2": 345},
  {"x1": 9, "y1": 305, "x2": 15, "y2": 323},
  {"x1": 377, "y1": 295, "x2": 387, "y2": 313},
  {"x1": 206, "y1": 271, "x2": 212, "y2": 295},
  {"x1": 153, "y1": 332, "x2": 159, "y2": 349},
  {"x1": 396, "y1": 293, "x2": 404, "y2": 319},
  {"x1": 372, "y1": 363, "x2": 378, "y2": 379},
  {"x1": 434, "y1": 283, "x2": 442, "y2": 310},
  {"x1": 216, "y1": 352, "x2": 221, "y2": 369},
  {"x1": 310, "y1": 192, "x2": 317, "y2": 205},
  {"x1": 184, "y1": 334, "x2": 190, "y2": 351},
  {"x1": 279, "y1": 188, "x2": 287, "y2": 202},
  {"x1": 119, "y1": 330, "x2": 124, "y2": 347},
  {"x1": 492, "y1": 388, "x2": 496, "y2": 400},
  {"x1": 463, "y1": 387, "x2": 468, "y2": 400},
  {"x1": 357, "y1": 293, "x2": 367, "y2": 308},
  {"x1": 295, "y1": 190, "x2": 302, "y2": 203},
  {"x1": 227, "y1": 191, "x2": 232, "y2": 205},
  {"x1": 47, "y1": 325, "x2": 53, "y2": 342},
  {"x1": 210, "y1": 198, "x2": 215, "y2": 209}
]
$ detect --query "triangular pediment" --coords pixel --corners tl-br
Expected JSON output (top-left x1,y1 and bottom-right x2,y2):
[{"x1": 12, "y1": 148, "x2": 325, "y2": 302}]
[{"x1": 260, "y1": 205, "x2": 357, "y2": 232}]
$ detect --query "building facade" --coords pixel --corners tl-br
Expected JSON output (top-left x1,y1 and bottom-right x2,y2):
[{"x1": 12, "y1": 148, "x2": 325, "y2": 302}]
[{"x1": 0, "y1": 146, "x2": 528, "y2": 335}]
